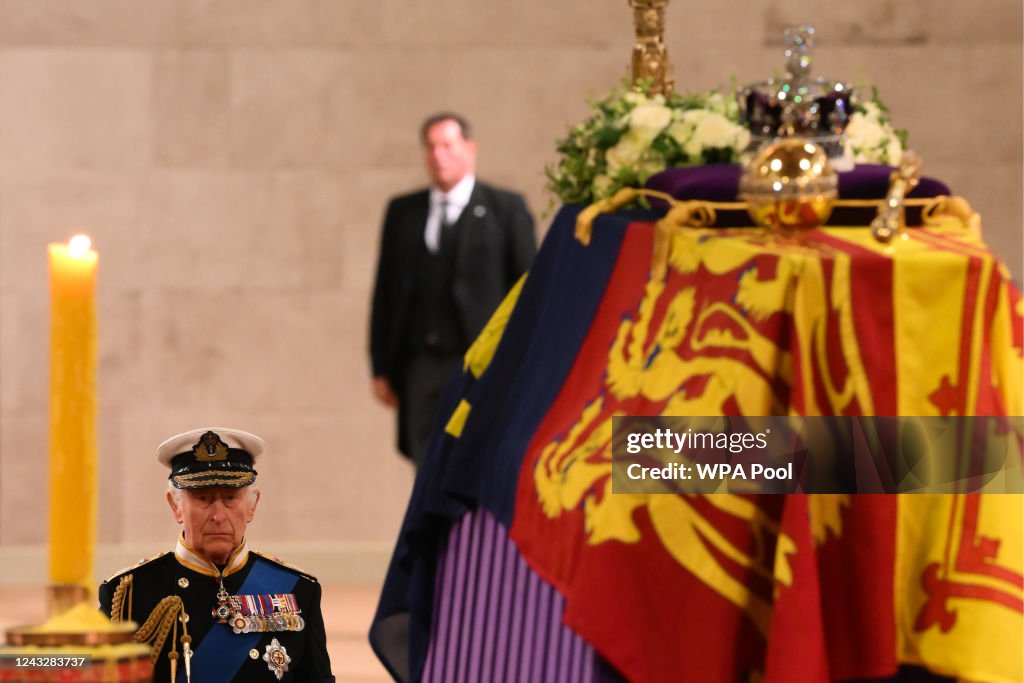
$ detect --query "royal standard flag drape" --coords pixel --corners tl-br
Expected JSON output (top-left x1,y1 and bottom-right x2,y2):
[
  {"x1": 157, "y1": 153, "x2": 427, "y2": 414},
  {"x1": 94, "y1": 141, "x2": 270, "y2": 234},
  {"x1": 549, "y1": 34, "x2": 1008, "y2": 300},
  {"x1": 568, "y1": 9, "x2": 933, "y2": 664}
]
[{"x1": 372, "y1": 203, "x2": 1022, "y2": 683}]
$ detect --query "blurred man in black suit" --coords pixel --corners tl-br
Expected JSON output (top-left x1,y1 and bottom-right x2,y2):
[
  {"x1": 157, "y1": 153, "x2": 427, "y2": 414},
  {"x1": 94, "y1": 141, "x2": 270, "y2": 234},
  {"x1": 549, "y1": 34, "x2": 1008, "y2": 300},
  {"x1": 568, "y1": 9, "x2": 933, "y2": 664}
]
[{"x1": 369, "y1": 113, "x2": 536, "y2": 464}]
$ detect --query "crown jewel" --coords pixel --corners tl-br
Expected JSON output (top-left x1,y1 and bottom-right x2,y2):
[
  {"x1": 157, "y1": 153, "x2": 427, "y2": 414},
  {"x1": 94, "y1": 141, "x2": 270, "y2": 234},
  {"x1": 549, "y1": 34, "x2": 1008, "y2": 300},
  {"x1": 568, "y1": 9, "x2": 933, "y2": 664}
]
[{"x1": 738, "y1": 25, "x2": 854, "y2": 162}]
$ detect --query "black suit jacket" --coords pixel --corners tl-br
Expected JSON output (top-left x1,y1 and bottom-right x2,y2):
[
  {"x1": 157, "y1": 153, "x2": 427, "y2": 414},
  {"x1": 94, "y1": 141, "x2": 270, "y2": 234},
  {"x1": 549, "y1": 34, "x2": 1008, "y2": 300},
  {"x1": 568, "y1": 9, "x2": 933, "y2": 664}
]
[{"x1": 369, "y1": 180, "x2": 536, "y2": 456}]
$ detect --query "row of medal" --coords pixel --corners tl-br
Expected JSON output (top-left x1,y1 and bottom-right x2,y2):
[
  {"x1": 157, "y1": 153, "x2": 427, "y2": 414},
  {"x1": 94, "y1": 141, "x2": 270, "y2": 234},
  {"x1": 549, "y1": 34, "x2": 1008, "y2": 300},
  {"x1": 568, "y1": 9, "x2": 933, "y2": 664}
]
[
  {"x1": 231, "y1": 610, "x2": 306, "y2": 634},
  {"x1": 220, "y1": 592, "x2": 306, "y2": 634}
]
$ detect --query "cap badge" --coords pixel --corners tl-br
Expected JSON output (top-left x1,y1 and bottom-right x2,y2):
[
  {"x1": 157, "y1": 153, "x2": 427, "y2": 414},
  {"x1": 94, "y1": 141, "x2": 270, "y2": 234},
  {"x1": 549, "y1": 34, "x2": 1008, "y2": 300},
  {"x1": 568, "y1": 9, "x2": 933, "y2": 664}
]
[{"x1": 193, "y1": 431, "x2": 229, "y2": 462}]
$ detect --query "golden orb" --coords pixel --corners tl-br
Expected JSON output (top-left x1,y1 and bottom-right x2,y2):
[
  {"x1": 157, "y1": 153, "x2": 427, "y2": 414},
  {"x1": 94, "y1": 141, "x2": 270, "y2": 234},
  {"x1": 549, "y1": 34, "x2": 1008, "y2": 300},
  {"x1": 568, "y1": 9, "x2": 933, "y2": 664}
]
[{"x1": 738, "y1": 138, "x2": 838, "y2": 234}]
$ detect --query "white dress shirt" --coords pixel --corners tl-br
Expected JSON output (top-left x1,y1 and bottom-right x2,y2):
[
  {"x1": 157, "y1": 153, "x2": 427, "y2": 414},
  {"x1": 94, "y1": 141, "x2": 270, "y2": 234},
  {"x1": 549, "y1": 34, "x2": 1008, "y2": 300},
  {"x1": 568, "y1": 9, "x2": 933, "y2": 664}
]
[{"x1": 425, "y1": 174, "x2": 475, "y2": 253}]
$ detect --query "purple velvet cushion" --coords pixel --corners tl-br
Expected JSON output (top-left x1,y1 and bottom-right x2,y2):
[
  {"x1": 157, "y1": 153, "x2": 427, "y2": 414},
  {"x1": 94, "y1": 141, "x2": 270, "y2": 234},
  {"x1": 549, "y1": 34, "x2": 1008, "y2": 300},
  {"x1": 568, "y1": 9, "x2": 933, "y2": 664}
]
[
  {"x1": 645, "y1": 163, "x2": 951, "y2": 200},
  {"x1": 644, "y1": 163, "x2": 951, "y2": 227},
  {"x1": 645, "y1": 163, "x2": 745, "y2": 202}
]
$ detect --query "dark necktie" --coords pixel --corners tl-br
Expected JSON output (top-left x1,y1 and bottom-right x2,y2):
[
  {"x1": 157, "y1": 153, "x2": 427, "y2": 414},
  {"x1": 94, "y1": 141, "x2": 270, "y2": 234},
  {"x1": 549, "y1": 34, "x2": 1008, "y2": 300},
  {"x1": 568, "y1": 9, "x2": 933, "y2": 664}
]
[{"x1": 439, "y1": 200, "x2": 455, "y2": 251}]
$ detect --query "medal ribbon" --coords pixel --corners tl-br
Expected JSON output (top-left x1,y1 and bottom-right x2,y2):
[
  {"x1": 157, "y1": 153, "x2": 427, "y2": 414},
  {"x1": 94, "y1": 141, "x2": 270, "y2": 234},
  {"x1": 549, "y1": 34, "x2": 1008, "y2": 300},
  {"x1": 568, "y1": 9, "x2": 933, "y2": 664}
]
[{"x1": 230, "y1": 593, "x2": 301, "y2": 617}]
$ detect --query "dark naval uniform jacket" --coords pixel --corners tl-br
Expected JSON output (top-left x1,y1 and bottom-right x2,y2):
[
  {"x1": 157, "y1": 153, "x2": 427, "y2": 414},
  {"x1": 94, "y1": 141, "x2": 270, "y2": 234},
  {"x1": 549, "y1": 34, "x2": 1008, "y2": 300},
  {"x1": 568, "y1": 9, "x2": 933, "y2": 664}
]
[{"x1": 99, "y1": 537, "x2": 334, "y2": 683}]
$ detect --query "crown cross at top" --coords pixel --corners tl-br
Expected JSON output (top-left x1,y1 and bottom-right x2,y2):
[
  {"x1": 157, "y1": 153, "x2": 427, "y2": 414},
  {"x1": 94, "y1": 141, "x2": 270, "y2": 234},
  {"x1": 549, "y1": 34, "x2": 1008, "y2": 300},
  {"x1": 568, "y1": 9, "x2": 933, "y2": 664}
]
[
  {"x1": 784, "y1": 25, "x2": 815, "y2": 82},
  {"x1": 737, "y1": 24, "x2": 854, "y2": 164},
  {"x1": 193, "y1": 431, "x2": 229, "y2": 462}
]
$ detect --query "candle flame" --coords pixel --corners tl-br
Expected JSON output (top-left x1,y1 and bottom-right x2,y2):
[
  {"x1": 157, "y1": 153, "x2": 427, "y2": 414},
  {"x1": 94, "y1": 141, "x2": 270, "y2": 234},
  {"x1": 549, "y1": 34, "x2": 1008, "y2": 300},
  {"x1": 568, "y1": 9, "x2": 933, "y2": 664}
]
[{"x1": 68, "y1": 235, "x2": 92, "y2": 257}]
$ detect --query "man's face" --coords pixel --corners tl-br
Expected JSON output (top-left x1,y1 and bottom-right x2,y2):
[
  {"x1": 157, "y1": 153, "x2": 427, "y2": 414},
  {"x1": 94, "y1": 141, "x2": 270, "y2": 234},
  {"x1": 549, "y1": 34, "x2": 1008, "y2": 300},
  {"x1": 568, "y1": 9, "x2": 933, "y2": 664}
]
[
  {"x1": 423, "y1": 119, "x2": 476, "y2": 192},
  {"x1": 167, "y1": 486, "x2": 259, "y2": 565}
]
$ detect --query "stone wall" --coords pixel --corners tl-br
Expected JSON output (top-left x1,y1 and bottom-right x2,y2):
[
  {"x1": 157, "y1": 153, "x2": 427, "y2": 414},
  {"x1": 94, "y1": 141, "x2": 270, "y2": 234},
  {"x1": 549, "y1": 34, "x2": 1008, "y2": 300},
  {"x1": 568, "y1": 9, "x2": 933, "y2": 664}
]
[{"x1": 0, "y1": 0, "x2": 1020, "y2": 583}]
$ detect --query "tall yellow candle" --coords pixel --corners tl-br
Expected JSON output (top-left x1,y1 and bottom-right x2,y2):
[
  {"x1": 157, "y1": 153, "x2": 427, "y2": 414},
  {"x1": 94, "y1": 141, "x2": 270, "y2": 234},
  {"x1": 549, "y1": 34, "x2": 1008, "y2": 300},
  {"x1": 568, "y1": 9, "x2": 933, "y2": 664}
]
[{"x1": 47, "y1": 235, "x2": 98, "y2": 592}]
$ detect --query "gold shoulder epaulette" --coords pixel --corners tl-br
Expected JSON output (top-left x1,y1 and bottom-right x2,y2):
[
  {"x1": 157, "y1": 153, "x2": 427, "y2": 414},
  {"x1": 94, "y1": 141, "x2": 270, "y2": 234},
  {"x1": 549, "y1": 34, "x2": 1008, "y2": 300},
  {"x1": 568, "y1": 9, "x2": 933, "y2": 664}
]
[
  {"x1": 251, "y1": 550, "x2": 318, "y2": 583},
  {"x1": 104, "y1": 551, "x2": 170, "y2": 583}
]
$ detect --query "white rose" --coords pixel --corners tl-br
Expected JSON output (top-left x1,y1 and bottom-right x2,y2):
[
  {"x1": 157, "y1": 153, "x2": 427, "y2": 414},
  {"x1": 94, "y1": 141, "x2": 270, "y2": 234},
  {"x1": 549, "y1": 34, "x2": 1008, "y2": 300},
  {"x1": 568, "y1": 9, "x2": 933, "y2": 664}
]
[
  {"x1": 675, "y1": 111, "x2": 711, "y2": 156},
  {"x1": 844, "y1": 144, "x2": 866, "y2": 164},
  {"x1": 666, "y1": 120, "x2": 696, "y2": 148},
  {"x1": 608, "y1": 125, "x2": 662, "y2": 175},
  {"x1": 845, "y1": 145, "x2": 870, "y2": 164},
  {"x1": 734, "y1": 127, "x2": 751, "y2": 152},
  {"x1": 844, "y1": 113, "x2": 887, "y2": 154},
  {"x1": 685, "y1": 112, "x2": 742, "y2": 158},
  {"x1": 629, "y1": 103, "x2": 673, "y2": 140},
  {"x1": 859, "y1": 101, "x2": 882, "y2": 119},
  {"x1": 884, "y1": 135, "x2": 903, "y2": 166},
  {"x1": 680, "y1": 109, "x2": 711, "y2": 126},
  {"x1": 605, "y1": 140, "x2": 643, "y2": 175},
  {"x1": 621, "y1": 129, "x2": 653, "y2": 154},
  {"x1": 637, "y1": 151, "x2": 667, "y2": 180}
]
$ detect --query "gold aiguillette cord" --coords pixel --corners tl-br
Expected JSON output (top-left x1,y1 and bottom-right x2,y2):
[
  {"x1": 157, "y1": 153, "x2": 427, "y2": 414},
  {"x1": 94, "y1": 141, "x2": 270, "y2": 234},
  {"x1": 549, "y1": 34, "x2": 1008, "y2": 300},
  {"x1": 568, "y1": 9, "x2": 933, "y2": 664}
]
[{"x1": 134, "y1": 595, "x2": 191, "y2": 683}]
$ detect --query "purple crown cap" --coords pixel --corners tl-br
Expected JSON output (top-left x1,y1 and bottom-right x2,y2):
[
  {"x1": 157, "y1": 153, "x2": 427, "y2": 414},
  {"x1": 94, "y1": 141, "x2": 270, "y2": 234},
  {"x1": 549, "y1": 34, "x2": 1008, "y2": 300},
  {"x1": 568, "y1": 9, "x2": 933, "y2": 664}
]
[{"x1": 737, "y1": 25, "x2": 854, "y2": 154}]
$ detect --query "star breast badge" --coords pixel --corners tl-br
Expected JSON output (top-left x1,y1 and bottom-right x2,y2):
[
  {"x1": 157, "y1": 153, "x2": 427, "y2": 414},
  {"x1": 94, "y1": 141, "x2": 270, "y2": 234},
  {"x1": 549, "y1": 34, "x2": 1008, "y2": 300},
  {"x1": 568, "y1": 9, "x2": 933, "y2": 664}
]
[{"x1": 262, "y1": 638, "x2": 291, "y2": 680}]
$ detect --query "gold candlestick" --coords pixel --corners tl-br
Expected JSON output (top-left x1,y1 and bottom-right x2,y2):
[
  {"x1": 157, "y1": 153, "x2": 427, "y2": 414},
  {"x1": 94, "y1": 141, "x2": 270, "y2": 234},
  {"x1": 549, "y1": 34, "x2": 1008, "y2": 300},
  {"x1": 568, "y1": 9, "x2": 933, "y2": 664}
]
[
  {"x1": 629, "y1": 0, "x2": 674, "y2": 97},
  {"x1": 3, "y1": 603, "x2": 153, "y2": 682}
]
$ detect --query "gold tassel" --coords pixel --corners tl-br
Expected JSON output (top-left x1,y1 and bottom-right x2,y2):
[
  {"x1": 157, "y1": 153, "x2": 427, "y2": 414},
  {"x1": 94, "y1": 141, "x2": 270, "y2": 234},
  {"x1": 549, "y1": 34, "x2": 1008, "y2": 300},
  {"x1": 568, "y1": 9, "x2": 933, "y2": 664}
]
[
  {"x1": 169, "y1": 615, "x2": 179, "y2": 682},
  {"x1": 181, "y1": 611, "x2": 193, "y2": 683},
  {"x1": 576, "y1": 188, "x2": 649, "y2": 245}
]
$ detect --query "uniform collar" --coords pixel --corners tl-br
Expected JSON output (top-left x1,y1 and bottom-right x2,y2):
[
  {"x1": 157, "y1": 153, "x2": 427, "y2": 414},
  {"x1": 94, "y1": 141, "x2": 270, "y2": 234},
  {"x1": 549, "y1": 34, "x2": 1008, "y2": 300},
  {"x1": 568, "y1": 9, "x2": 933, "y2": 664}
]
[{"x1": 174, "y1": 532, "x2": 249, "y2": 578}]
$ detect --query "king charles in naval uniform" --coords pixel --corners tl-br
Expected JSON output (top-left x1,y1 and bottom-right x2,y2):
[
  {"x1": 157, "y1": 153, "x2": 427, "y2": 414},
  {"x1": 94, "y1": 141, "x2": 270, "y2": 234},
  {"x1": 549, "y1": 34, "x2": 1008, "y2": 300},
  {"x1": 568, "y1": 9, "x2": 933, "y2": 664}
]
[{"x1": 99, "y1": 428, "x2": 335, "y2": 683}]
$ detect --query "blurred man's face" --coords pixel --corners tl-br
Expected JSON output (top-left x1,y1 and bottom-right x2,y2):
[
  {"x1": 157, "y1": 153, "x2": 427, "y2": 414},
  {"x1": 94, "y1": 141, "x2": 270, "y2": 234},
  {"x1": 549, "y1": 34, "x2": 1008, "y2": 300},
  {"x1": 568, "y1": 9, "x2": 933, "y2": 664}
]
[
  {"x1": 423, "y1": 119, "x2": 476, "y2": 193},
  {"x1": 168, "y1": 487, "x2": 258, "y2": 565}
]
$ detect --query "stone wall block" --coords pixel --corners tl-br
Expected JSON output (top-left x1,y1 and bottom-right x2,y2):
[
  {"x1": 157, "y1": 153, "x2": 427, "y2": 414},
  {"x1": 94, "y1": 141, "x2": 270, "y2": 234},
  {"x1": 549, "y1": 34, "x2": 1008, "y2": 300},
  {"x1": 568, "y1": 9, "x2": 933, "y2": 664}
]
[
  {"x1": 0, "y1": 51, "x2": 150, "y2": 171},
  {"x1": 153, "y1": 51, "x2": 231, "y2": 168},
  {"x1": 230, "y1": 50, "x2": 349, "y2": 170}
]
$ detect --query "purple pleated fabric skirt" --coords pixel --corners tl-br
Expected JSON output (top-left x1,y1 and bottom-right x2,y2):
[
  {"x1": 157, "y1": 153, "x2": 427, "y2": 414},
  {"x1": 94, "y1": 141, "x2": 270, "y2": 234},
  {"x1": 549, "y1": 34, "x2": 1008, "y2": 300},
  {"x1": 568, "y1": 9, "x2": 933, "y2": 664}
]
[{"x1": 422, "y1": 507, "x2": 623, "y2": 683}]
